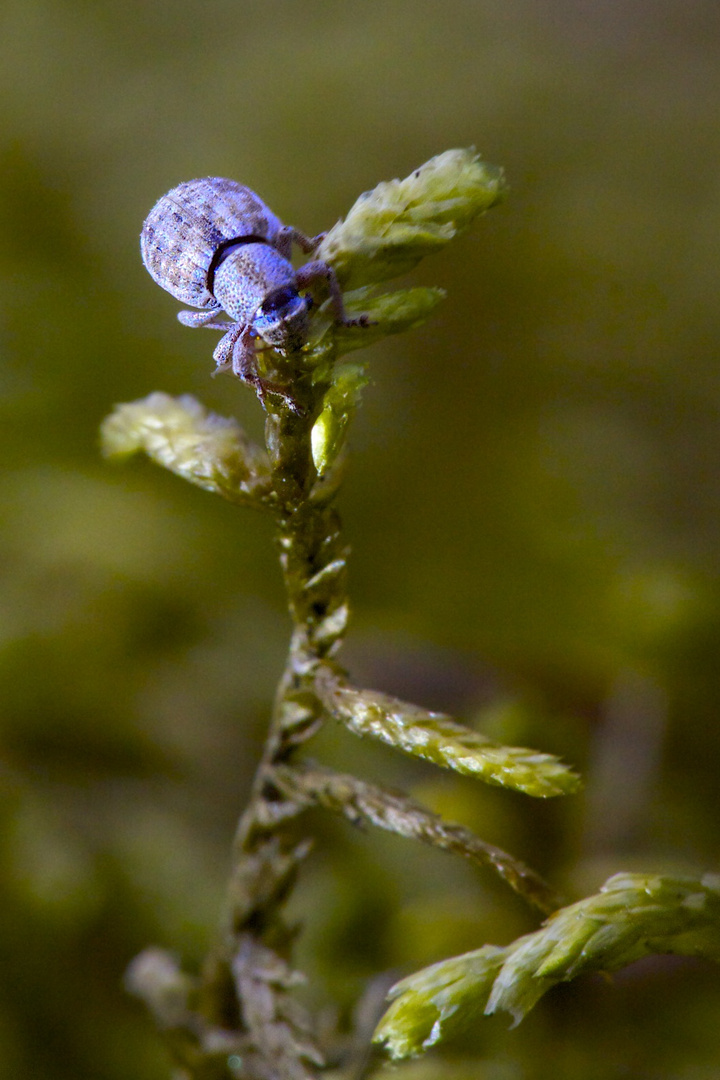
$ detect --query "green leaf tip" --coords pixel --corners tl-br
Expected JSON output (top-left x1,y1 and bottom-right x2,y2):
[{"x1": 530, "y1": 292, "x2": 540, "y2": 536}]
[
  {"x1": 311, "y1": 364, "x2": 368, "y2": 476},
  {"x1": 307, "y1": 285, "x2": 447, "y2": 361},
  {"x1": 374, "y1": 945, "x2": 507, "y2": 1059},
  {"x1": 373, "y1": 872, "x2": 720, "y2": 1059},
  {"x1": 100, "y1": 392, "x2": 271, "y2": 504},
  {"x1": 315, "y1": 673, "x2": 580, "y2": 798},
  {"x1": 316, "y1": 148, "x2": 507, "y2": 290}
]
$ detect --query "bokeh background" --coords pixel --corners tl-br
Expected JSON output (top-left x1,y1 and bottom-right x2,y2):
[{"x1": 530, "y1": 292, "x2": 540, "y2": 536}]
[{"x1": 3, "y1": 1, "x2": 720, "y2": 1077}]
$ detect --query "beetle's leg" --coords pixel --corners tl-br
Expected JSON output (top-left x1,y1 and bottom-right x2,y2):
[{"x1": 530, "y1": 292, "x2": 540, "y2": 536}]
[
  {"x1": 214, "y1": 324, "x2": 303, "y2": 415},
  {"x1": 295, "y1": 260, "x2": 372, "y2": 328},
  {"x1": 277, "y1": 226, "x2": 326, "y2": 259},
  {"x1": 228, "y1": 325, "x2": 259, "y2": 381},
  {"x1": 178, "y1": 304, "x2": 223, "y2": 328},
  {"x1": 212, "y1": 325, "x2": 243, "y2": 373}
]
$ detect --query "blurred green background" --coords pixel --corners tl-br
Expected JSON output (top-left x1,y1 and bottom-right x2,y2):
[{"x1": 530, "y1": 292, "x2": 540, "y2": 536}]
[{"x1": 3, "y1": 1, "x2": 720, "y2": 1077}]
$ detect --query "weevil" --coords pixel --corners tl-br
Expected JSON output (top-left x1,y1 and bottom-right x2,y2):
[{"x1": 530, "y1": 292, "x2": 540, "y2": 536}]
[{"x1": 140, "y1": 178, "x2": 367, "y2": 410}]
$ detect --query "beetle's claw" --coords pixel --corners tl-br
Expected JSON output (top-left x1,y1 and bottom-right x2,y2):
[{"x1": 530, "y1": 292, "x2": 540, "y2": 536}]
[
  {"x1": 341, "y1": 313, "x2": 376, "y2": 329},
  {"x1": 254, "y1": 378, "x2": 305, "y2": 416}
]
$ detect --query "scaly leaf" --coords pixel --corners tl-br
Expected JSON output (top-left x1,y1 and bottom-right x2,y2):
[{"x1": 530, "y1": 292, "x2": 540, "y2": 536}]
[
  {"x1": 315, "y1": 670, "x2": 580, "y2": 798},
  {"x1": 374, "y1": 872, "x2": 720, "y2": 1059},
  {"x1": 317, "y1": 148, "x2": 507, "y2": 289},
  {"x1": 101, "y1": 393, "x2": 271, "y2": 505}
]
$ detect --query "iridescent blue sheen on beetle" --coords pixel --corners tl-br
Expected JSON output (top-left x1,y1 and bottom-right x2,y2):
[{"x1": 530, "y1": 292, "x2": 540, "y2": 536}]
[{"x1": 141, "y1": 177, "x2": 367, "y2": 409}]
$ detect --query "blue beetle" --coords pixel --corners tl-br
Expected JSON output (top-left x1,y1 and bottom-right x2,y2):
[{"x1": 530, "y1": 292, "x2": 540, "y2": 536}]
[{"x1": 141, "y1": 178, "x2": 366, "y2": 409}]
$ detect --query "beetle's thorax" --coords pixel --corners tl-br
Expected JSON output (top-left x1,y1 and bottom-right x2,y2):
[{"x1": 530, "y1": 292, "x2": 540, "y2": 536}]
[
  {"x1": 211, "y1": 243, "x2": 293, "y2": 321},
  {"x1": 212, "y1": 242, "x2": 310, "y2": 352}
]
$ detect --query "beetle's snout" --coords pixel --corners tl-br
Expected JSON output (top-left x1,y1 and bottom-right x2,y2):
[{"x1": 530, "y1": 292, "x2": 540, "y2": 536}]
[{"x1": 255, "y1": 287, "x2": 311, "y2": 353}]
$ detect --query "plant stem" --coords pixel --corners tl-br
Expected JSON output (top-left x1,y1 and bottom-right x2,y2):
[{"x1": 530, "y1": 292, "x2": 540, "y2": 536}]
[{"x1": 197, "y1": 366, "x2": 349, "y2": 1076}]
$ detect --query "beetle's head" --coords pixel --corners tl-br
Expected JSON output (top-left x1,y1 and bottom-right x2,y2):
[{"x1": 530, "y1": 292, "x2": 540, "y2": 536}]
[{"x1": 254, "y1": 286, "x2": 312, "y2": 353}]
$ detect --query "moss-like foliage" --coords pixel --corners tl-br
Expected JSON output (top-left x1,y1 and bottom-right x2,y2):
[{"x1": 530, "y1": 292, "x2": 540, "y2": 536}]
[
  {"x1": 101, "y1": 149, "x2": 720, "y2": 1080},
  {"x1": 101, "y1": 392, "x2": 271, "y2": 504},
  {"x1": 374, "y1": 873, "x2": 720, "y2": 1059},
  {"x1": 316, "y1": 673, "x2": 580, "y2": 797},
  {"x1": 316, "y1": 147, "x2": 506, "y2": 288}
]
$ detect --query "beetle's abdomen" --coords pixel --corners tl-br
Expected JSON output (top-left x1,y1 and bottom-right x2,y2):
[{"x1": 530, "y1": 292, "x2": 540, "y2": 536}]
[{"x1": 140, "y1": 178, "x2": 284, "y2": 309}]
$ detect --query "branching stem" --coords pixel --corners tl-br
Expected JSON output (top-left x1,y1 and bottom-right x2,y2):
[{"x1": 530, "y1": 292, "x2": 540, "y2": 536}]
[
  {"x1": 119, "y1": 150, "x2": 572, "y2": 1079},
  {"x1": 122, "y1": 366, "x2": 565, "y2": 1079},
  {"x1": 196, "y1": 362, "x2": 350, "y2": 1078}
]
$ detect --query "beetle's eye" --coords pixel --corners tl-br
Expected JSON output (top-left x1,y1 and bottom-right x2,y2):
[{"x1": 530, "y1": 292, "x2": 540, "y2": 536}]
[{"x1": 261, "y1": 287, "x2": 297, "y2": 315}]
